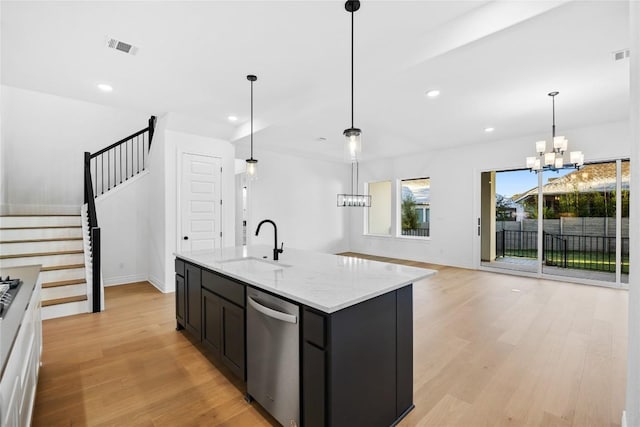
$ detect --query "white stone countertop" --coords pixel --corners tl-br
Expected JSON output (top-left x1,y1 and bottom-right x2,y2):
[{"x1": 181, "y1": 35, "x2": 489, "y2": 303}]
[{"x1": 175, "y1": 245, "x2": 436, "y2": 313}]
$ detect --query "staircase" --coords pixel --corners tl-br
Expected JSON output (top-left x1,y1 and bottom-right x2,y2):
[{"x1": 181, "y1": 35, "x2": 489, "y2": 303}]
[
  {"x1": 0, "y1": 215, "x2": 89, "y2": 319},
  {"x1": 0, "y1": 116, "x2": 156, "y2": 320}
]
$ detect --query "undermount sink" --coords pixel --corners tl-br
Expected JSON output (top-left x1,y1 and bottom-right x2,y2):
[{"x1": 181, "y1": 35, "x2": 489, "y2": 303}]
[{"x1": 220, "y1": 257, "x2": 290, "y2": 273}]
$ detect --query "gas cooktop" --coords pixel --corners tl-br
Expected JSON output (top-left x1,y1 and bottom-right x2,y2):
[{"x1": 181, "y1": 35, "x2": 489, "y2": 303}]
[{"x1": 0, "y1": 276, "x2": 22, "y2": 319}]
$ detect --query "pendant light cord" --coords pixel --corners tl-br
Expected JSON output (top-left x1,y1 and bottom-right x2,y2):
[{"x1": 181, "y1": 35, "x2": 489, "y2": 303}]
[
  {"x1": 250, "y1": 80, "x2": 254, "y2": 159},
  {"x1": 551, "y1": 94, "x2": 556, "y2": 139},
  {"x1": 351, "y1": 162, "x2": 355, "y2": 195},
  {"x1": 350, "y1": 8, "x2": 354, "y2": 129}
]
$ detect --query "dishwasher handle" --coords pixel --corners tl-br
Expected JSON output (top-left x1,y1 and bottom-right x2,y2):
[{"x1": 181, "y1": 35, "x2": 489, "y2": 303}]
[{"x1": 248, "y1": 296, "x2": 298, "y2": 324}]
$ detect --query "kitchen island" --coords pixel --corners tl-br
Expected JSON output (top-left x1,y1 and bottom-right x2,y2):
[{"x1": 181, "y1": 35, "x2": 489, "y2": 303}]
[{"x1": 175, "y1": 245, "x2": 435, "y2": 427}]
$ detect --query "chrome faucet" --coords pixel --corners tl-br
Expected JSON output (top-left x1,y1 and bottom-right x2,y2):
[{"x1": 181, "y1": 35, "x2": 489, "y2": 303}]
[{"x1": 255, "y1": 219, "x2": 284, "y2": 261}]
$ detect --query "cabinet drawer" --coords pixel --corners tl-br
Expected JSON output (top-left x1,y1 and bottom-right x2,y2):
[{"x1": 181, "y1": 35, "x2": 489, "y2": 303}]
[
  {"x1": 175, "y1": 259, "x2": 185, "y2": 277},
  {"x1": 303, "y1": 308, "x2": 326, "y2": 349},
  {"x1": 202, "y1": 270, "x2": 245, "y2": 307}
]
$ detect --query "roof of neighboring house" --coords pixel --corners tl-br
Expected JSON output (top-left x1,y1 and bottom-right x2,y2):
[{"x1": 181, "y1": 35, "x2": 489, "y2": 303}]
[{"x1": 513, "y1": 162, "x2": 630, "y2": 203}]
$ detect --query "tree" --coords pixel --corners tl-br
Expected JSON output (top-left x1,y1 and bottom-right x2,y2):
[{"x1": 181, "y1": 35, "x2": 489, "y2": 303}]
[
  {"x1": 495, "y1": 194, "x2": 513, "y2": 221},
  {"x1": 401, "y1": 193, "x2": 419, "y2": 230}
]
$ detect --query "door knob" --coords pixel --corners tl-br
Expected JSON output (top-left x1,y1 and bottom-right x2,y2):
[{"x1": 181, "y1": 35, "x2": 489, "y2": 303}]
[{"x1": 183, "y1": 236, "x2": 189, "y2": 240}]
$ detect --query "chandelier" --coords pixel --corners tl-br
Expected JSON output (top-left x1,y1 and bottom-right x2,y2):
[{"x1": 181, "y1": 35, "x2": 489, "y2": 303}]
[
  {"x1": 337, "y1": 161, "x2": 371, "y2": 207},
  {"x1": 526, "y1": 91, "x2": 584, "y2": 172}
]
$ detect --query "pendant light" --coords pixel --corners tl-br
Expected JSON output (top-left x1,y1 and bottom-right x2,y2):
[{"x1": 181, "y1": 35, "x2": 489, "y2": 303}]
[
  {"x1": 337, "y1": 161, "x2": 371, "y2": 207},
  {"x1": 526, "y1": 91, "x2": 584, "y2": 172},
  {"x1": 246, "y1": 74, "x2": 258, "y2": 179},
  {"x1": 337, "y1": 1, "x2": 370, "y2": 208},
  {"x1": 344, "y1": 0, "x2": 362, "y2": 162}
]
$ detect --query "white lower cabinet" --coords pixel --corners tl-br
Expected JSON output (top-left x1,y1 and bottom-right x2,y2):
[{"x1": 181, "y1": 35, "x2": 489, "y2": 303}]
[{"x1": 0, "y1": 275, "x2": 42, "y2": 427}]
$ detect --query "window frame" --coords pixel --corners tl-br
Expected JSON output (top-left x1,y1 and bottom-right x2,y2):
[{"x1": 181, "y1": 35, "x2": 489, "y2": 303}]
[
  {"x1": 364, "y1": 180, "x2": 393, "y2": 237},
  {"x1": 396, "y1": 177, "x2": 431, "y2": 240}
]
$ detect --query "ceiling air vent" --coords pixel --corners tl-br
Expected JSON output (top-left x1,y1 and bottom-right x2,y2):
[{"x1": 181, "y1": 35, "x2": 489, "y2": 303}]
[
  {"x1": 612, "y1": 49, "x2": 630, "y2": 61},
  {"x1": 105, "y1": 37, "x2": 138, "y2": 55}
]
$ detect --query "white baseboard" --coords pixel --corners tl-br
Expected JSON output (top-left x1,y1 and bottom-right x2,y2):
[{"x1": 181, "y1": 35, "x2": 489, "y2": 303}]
[
  {"x1": 148, "y1": 275, "x2": 168, "y2": 293},
  {"x1": 103, "y1": 274, "x2": 148, "y2": 287}
]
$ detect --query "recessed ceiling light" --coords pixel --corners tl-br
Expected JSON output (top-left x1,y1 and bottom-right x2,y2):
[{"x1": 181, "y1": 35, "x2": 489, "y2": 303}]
[
  {"x1": 426, "y1": 89, "x2": 440, "y2": 98},
  {"x1": 228, "y1": 115, "x2": 238, "y2": 122},
  {"x1": 97, "y1": 83, "x2": 113, "y2": 92},
  {"x1": 484, "y1": 127, "x2": 495, "y2": 133}
]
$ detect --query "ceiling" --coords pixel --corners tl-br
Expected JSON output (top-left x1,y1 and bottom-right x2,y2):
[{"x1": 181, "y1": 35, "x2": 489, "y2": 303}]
[{"x1": 1, "y1": 1, "x2": 631, "y2": 163}]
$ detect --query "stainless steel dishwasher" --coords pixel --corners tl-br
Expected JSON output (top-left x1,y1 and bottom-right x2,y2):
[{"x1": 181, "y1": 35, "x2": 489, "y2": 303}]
[{"x1": 246, "y1": 287, "x2": 300, "y2": 427}]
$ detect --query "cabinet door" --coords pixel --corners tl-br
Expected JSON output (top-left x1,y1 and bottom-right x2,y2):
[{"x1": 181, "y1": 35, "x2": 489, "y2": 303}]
[
  {"x1": 202, "y1": 289, "x2": 222, "y2": 356},
  {"x1": 185, "y1": 264, "x2": 202, "y2": 339},
  {"x1": 176, "y1": 275, "x2": 186, "y2": 327},
  {"x1": 221, "y1": 299, "x2": 245, "y2": 380},
  {"x1": 303, "y1": 342, "x2": 326, "y2": 427}
]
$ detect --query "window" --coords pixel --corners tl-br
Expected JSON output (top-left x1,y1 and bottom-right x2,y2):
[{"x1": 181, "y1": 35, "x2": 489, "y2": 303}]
[
  {"x1": 366, "y1": 181, "x2": 391, "y2": 235},
  {"x1": 399, "y1": 178, "x2": 430, "y2": 237}
]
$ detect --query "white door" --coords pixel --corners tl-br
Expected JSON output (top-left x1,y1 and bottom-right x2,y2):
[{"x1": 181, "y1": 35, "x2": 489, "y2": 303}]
[{"x1": 180, "y1": 153, "x2": 222, "y2": 251}]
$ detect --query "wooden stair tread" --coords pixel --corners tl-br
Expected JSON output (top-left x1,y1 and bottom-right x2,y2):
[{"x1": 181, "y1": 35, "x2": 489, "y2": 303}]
[
  {"x1": 41, "y1": 264, "x2": 85, "y2": 272},
  {"x1": 0, "y1": 237, "x2": 83, "y2": 244},
  {"x1": 0, "y1": 225, "x2": 82, "y2": 230},
  {"x1": 0, "y1": 250, "x2": 84, "y2": 259},
  {"x1": 42, "y1": 295, "x2": 87, "y2": 307},
  {"x1": 43, "y1": 278, "x2": 86, "y2": 288}
]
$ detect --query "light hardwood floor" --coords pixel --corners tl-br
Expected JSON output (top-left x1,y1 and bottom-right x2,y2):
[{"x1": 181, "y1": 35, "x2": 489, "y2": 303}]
[{"x1": 33, "y1": 255, "x2": 627, "y2": 426}]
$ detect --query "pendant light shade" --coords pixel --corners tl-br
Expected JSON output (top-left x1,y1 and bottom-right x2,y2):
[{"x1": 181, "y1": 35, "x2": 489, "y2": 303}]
[
  {"x1": 246, "y1": 74, "x2": 258, "y2": 180},
  {"x1": 344, "y1": 127, "x2": 362, "y2": 162},
  {"x1": 344, "y1": 0, "x2": 362, "y2": 162}
]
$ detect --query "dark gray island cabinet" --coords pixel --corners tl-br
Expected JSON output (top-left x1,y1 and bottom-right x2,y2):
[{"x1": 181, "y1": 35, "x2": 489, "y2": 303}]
[
  {"x1": 301, "y1": 286, "x2": 414, "y2": 427},
  {"x1": 175, "y1": 258, "x2": 246, "y2": 380},
  {"x1": 174, "y1": 246, "x2": 435, "y2": 427}
]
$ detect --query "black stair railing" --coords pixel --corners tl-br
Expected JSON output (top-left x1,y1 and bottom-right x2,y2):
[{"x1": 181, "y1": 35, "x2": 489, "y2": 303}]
[
  {"x1": 83, "y1": 116, "x2": 156, "y2": 312},
  {"x1": 89, "y1": 116, "x2": 157, "y2": 197}
]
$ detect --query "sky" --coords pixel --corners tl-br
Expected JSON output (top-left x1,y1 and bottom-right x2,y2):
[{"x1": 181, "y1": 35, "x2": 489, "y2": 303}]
[{"x1": 496, "y1": 168, "x2": 573, "y2": 198}]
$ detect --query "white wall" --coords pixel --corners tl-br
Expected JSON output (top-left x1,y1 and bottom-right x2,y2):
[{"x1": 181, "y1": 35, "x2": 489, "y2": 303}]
[
  {"x1": 625, "y1": 2, "x2": 639, "y2": 426},
  {"x1": 147, "y1": 119, "x2": 236, "y2": 293},
  {"x1": 147, "y1": 115, "x2": 167, "y2": 290},
  {"x1": 243, "y1": 149, "x2": 350, "y2": 255},
  {"x1": 0, "y1": 85, "x2": 149, "y2": 213},
  {"x1": 350, "y1": 120, "x2": 630, "y2": 269},
  {"x1": 95, "y1": 173, "x2": 149, "y2": 286},
  {"x1": 0, "y1": 8, "x2": 4, "y2": 214}
]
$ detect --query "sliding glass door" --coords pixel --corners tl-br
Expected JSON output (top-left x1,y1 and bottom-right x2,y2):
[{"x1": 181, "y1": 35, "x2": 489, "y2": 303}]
[
  {"x1": 481, "y1": 159, "x2": 630, "y2": 287},
  {"x1": 481, "y1": 169, "x2": 538, "y2": 273},
  {"x1": 541, "y1": 163, "x2": 617, "y2": 282}
]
